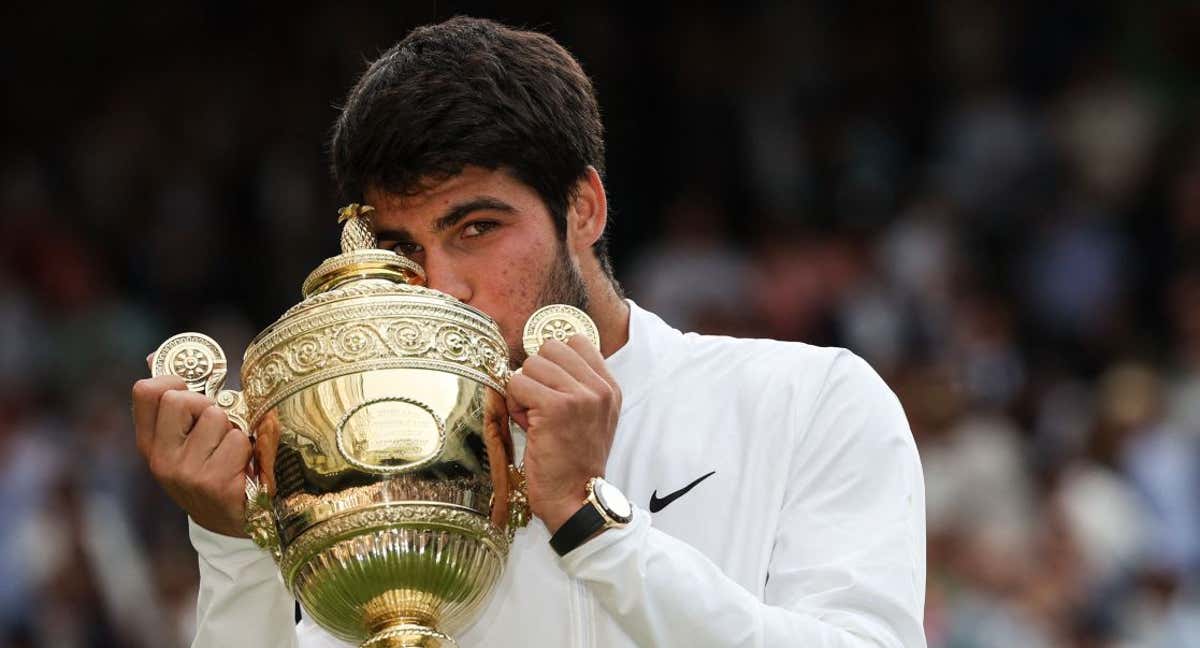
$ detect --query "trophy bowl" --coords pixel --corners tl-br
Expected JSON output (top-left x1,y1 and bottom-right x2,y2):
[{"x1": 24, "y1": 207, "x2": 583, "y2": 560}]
[{"x1": 148, "y1": 205, "x2": 578, "y2": 648}]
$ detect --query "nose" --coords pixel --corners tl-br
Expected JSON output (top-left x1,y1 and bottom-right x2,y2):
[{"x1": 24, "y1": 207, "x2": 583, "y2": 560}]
[{"x1": 420, "y1": 252, "x2": 473, "y2": 303}]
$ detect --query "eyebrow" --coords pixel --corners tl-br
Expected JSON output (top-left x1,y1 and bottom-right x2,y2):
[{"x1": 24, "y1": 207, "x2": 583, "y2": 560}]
[{"x1": 375, "y1": 196, "x2": 516, "y2": 244}]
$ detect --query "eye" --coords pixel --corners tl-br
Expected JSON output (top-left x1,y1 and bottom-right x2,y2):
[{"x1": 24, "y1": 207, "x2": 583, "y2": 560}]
[
  {"x1": 390, "y1": 241, "x2": 423, "y2": 256},
  {"x1": 462, "y1": 220, "x2": 499, "y2": 238}
]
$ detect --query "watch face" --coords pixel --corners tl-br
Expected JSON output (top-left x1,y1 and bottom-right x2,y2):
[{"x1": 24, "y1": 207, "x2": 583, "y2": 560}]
[{"x1": 594, "y1": 479, "x2": 633, "y2": 522}]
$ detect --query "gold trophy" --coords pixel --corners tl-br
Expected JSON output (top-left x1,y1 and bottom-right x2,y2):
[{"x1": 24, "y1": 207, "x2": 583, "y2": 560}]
[{"x1": 149, "y1": 204, "x2": 598, "y2": 647}]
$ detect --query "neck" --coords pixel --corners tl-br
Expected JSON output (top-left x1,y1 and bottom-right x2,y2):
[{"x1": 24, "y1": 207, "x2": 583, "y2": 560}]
[{"x1": 583, "y1": 271, "x2": 630, "y2": 359}]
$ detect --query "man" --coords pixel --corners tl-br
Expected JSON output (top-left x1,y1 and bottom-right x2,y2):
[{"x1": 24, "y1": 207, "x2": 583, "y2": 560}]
[{"x1": 131, "y1": 17, "x2": 926, "y2": 647}]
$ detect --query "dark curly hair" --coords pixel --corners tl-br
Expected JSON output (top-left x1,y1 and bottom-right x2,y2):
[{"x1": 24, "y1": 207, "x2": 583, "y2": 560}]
[{"x1": 330, "y1": 16, "x2": 613, "y2": 278}]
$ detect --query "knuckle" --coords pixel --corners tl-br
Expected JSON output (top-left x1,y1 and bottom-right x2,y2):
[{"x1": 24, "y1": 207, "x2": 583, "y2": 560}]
[
  {"x1": 226, "y1": 429, "x2": 252, "y2": 453},
  {"x1": 159, "y1": 388, "x2": 187, "y2": 410},
  {"x1": 149, "y1": 455, "x2": 176, "y2": 480},
  {"x1": 176, "y1": 466, "x2": 199, "y2": 487},
  {"x1": 564, "y1": 392, "x2": 587, "y2": 410},
  {"x1": 204, "y1": 475, "x2": 226, "y2": 496},
  {"x1": 508, "y1": 372, "x2": 531, "y2": 391},
  {"x1": 200, "y1": 404, "x2": 229, "y2": 426},
  {"x1": 577, "y1": 390, "x2": 598, "y2": 408},
  {"x1": 596, "y1": 385, "x2": 614, "y2": 407},
  {"x1": 131, "y1": 378, "x2": 156, "y2": 402}
]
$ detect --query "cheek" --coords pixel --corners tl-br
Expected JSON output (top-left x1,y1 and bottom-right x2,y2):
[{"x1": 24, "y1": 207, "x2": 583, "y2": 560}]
[{"x1": 472, "y1": 238, "x2": 557, "y2": 341}]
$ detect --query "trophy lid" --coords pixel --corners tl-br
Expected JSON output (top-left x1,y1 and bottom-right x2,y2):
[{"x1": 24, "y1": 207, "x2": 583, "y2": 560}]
[{"x1": 300, "y1": 204, "x2": 427, "y2": 297}]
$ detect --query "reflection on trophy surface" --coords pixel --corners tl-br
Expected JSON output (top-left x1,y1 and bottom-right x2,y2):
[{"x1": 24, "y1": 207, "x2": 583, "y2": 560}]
[{"x1": 149, "y1": 204, "x2": 596, "y2": 648}]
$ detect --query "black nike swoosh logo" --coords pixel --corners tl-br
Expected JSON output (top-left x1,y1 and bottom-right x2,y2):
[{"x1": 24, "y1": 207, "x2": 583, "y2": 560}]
[{"x1": 649, "y1": 471, "x2": 716, "y2": 513}]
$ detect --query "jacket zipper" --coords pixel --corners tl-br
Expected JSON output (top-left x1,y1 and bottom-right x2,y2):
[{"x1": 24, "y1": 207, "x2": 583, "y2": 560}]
[{"x1": 568, "y1": 576, "x2": 592, "y2": 647}]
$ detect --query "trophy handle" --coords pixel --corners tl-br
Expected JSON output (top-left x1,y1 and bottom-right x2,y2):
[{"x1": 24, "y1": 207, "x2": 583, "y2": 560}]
[
  {"x1": 149, "y1": 332, "x2": 249, "y2": 430},
  {"x1": 507, "y1": 464, "x2": 530, "y2": 533},
  {"x1": 151, "y1": 333, "x2": 280, "y2": 559},
  {"x1": 245, "y1": 474, "x2": 282, "y2": 562}
]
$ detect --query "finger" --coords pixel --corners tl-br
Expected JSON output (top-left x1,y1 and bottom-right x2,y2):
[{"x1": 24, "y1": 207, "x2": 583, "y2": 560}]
[
  {"x1": 565, "y1": 334, "x2": 617, "y2": 388},
  {"x1": 146, "y1": 352, "x2": 154, "y2": 370},
  {"x1": 504, "y1": 390, "x2": 531, "y2": 431},
  {"x1": 153, "y1": 388, "x2": 214, "y2": 460},
  {"x1": 536, "y1": 339, "x2": 603, "y2": 390},
  {"x1": 507, "y1": 370, "x2": 564, "y2": 412},
  {"x1": 182, "y1": 405, "x2": 231, "y2": 468},
  {"x1": 542, "y1": 337, "x2": 613, "y2": 402},
  {"x1": 565, "y1": 335, "x2": 622, "y2": 414},
  {"x1": 132, "y1": 375, "x2": 187, "y2": 457},
  {"x1": 206, "y1": 427, "x2": 253, "y2": 479},
  {"x1": 520, "y1": 354, "x2": 577, "y2": 393}
]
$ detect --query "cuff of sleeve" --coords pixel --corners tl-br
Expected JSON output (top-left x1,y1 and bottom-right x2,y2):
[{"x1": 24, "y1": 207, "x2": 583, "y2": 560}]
[
  {"x1": 557, "y1": 506, "x2": 650, "y2": 576},
  {"x1": 189, "y1": 517, "x2": 277, "y2": 579}
]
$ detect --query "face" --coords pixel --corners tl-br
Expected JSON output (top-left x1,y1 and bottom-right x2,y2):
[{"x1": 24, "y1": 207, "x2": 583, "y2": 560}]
[{"x1": 367, "y1": 167, "x2": 589, "y2": 366}]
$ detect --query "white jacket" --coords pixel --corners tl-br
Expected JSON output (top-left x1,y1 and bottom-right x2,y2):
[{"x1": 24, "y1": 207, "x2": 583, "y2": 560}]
[{"x1": 190, "y1": 301, "x2": 926, "y2": 647}]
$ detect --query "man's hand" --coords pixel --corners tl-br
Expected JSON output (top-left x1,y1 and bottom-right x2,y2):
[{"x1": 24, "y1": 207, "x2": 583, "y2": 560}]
[
  {"x1": 507, "y1": 335, "x2": 621, "y2": 534},
  {"x1": 132, "y1": 374, "x2": 253, "y2": 537}
]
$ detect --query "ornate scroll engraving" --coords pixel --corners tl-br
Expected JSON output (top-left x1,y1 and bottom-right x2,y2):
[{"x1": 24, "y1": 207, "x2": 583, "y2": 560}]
[
  {"x1": 280, "y1": 503, "x2": 509, "y2": 586},
  {"x1": 243, "y1": 304, "x2": 511, "y2": 425}
]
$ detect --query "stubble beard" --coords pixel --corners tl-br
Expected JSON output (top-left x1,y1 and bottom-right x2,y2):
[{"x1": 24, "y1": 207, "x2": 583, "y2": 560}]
[{"x1": 507, "y1": 241, "x2": 590, "y2": 368}]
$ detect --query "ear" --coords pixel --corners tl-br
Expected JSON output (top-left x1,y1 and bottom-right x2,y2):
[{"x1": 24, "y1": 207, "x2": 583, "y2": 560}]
[{"x1": 566, "y1": 166, "x2": 608, "y2": 254}]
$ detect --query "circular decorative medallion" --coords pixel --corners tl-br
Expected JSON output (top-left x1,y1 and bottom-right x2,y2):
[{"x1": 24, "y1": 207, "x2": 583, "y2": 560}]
[
  {"x1": 151, "y1": 332, "x2": 228, "y2": 393},
  {"x1": 522, "y1": 304, "x2": 600, "y2": 358}
]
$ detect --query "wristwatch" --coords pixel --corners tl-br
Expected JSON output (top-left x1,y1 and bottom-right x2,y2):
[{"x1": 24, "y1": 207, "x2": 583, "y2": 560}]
[{"x1": 549, "y1": 477, "x2": 633, "y2": 556}]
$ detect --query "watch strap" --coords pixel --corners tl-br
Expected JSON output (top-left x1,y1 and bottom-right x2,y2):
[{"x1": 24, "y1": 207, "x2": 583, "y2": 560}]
[{"x1": 549, "y1": 501, "x2": 606, "y2": 556}]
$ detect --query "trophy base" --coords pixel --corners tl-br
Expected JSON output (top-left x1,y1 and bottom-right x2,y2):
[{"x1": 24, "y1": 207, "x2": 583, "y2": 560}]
[{"x1": 361, "y1": 624, "x2": 457, "y2": 648}]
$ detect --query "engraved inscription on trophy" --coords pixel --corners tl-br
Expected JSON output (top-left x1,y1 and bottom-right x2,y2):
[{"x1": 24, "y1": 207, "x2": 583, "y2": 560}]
[{"x1": 336, "y1": 397, "x2": 445, "y2": 473}]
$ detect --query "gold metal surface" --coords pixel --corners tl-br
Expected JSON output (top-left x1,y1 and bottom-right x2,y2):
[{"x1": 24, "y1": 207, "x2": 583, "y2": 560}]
[
  {"x1": 147, "y1": 204, "x2": 600, "y2": 647},
  {"x1": 521, "y1": 303, "x2": 601, "y2": 357}
]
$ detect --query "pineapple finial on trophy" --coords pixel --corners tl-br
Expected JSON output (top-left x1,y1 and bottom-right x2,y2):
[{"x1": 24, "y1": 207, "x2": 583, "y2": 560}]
[
  {"x1": 337, "y1": 203, "x2": 377, "y2": 253},
  {"x1": 299, "y1": 203, "x2": 427, "y2": 297}
]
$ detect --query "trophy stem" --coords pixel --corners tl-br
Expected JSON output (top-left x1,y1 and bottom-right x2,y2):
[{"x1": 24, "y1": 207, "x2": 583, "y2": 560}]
[{"x1": 361, "y1": 624, "x2": 458, "y2": 648}]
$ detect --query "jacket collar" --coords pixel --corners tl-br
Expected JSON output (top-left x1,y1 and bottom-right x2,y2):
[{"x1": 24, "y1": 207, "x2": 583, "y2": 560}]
[{"x1": 605, "y1": 299, "x2": 684, "y2": 414}]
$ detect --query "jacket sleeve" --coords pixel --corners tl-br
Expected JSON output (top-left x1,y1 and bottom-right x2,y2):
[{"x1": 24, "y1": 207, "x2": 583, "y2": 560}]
[
  {"x1": 559, "y1": 351, "x2": 927, "y2": 647},
  {"x1": 188, "y1": 519, "x2": 300, "y2": 648}
]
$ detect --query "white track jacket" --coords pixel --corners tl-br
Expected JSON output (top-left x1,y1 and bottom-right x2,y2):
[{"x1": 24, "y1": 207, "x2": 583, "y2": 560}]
[{"x1": 188, "y1": 301, "x2": 927, "y2": 647}]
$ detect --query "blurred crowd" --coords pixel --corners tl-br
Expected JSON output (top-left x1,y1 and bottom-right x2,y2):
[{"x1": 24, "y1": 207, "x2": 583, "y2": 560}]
[{"x1": 2, "y1": 2, "x2": 1199, "y2": 647}]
